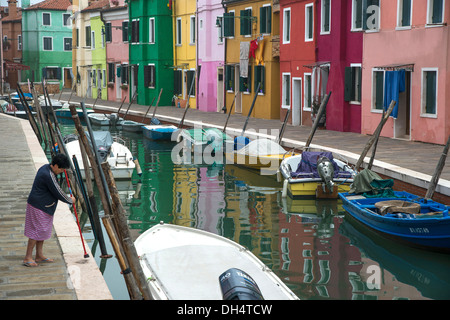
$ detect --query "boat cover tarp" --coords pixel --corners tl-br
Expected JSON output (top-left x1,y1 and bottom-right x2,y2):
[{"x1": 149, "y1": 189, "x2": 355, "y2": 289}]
[
  {"x1": 237, "y1": 138, "x2": 286, "y2": 156},
  {"x1": 291, "y1": 151, "x2": 353, "y2": 179},
  {"x1": 86, "y1": 131, "x2": 113, "y2": 149},
  {"x1": 349, "y1": 169, "x2": 395, "y2": 197},
  {"x1": 375, "y1": 200, "x2": 420, "y2": 215}
]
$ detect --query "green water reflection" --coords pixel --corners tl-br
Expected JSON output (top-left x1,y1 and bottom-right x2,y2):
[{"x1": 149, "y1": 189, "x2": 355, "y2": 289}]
[{"x1": 59, "y1": 124, "x2": 450, "y2": 300}]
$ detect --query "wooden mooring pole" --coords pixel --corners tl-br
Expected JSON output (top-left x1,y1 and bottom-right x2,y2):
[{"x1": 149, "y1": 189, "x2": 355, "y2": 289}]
[{"x1": 425, "y1": 135, "x2": 450, "y2": 200}]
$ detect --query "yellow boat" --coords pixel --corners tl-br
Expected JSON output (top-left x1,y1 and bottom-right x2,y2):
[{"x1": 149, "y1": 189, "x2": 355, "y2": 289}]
[
  {"x1": 225, "y1": 138, "x2": 298, "y2": 173},
  {"x1": 278, "y1": 151, "x2": 356, "y2": 199}
]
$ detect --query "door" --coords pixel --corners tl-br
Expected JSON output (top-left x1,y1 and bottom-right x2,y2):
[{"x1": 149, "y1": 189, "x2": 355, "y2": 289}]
[
  {"x1": 234, "y1": 65, "x2": 242, "y2": 113},
  {"x1": 64, "y1": 68, "x2": 72, "y2": 89},
  {"x1": 292, "y1": 78, "x2": 302, "y2": 126},
  {"x1": 394, "y1": 71, "x2": 411, "y2": 140},
  {"x1": 217, "y1": 67, "x2": 224, "y2": 112},
  {"x1": 116, "y1": 63, "x2": 122, "y2": 100}
]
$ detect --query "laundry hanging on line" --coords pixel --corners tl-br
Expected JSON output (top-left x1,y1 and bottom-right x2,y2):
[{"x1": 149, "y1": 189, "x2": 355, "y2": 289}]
[
  {"x1": 383, "y1": 69, "x2": 405, "y2": 119},
  {"x1": 240, "y1": 42, "x2": 250, "y2": 78}
]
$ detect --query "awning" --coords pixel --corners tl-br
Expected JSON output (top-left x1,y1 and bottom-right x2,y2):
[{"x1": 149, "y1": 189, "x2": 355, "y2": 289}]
[
  {"x1": 303, "y1": 61, "x2": 330, "y2": 69},
  {"x1": 374, "y1": 63, "x2": 414, "y2": 72},
  {"x1": 4, "y1": 61, "x2": 30, "y2": 71}
]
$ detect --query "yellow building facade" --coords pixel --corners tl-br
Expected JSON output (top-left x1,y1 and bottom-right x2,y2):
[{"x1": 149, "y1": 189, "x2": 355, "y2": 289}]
[
  {"x1": 173, "y1": 0, "x2": 197, "y2": 109},
  {"x1": 223, "y1": 0, "x2": 280, "y2": 120}
]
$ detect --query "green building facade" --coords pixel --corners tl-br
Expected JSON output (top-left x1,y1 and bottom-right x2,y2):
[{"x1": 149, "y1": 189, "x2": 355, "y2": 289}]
[
  {"x1": 21, "y1": 0, "x2": 73, "y2": 89},
  {"x1": 128, "y1": 0, "x2": 174, "y2": 106}
]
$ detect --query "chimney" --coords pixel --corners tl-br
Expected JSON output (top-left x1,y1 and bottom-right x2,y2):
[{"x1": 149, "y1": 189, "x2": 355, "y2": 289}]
[{"x1": 7, "y1": 0, "x2": 18, "y2": 17}]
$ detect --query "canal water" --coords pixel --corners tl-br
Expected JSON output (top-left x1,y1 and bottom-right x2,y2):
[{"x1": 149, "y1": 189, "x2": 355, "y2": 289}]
[{"x1": 58, "y1": 122, "x2": 450, "y2": 300}]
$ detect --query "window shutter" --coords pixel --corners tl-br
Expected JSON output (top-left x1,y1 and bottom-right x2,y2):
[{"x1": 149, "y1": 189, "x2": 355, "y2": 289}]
[
  {"x1": 224, "y1": 12, "x2": 234, "y2": 37},
  {"x1": 144, "y1": 66, "x2": 150, "y2": 88},
  {"x1": 42, "y1": 68, "x2": 47, "y2": 79},
  {"x1": 105, "y1": 23, "x2": 112, "y2": 42},
  {"x1": 375, "y1": 71, "x2": 384, "y2": 109},
  {"x1": 426, "y1": 71, "x2": 437, "y2": 114},
  {"x1": 344, "y1": 67, "x2": 353, "y2": 102},
  {"x1": 260, "y1": 7, "x2": 266, "y2": 33},
  {"x1": 324, "y1": 0, "x2": 330, "y2": 32},
  {"x1": 57, "y1": 68, "x2": 62, "y2": 80},
  {"x1": 355, "y1": 0, "x2": 363, "y2": 29},
  {"x1": 122, "y1": 21, "x2": 129, "y2": 42}
]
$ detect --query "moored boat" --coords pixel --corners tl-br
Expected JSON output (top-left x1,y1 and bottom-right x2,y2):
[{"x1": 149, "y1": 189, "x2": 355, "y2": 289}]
[
  {"x1": 121, "y1": 120, "x2": 144, "y2": 132},
  {"x1": 339, "y1": 190, "x2": 450, "y2": 252},
  {"x1": 279, "y1": 151, "x2": 356, "y2": 198},
  {"x1": 142, "y1": 124, "x2": 177, "y2": 141},
  {"x1": 134, "y1": 223, "x2": 299, "y2": 300},
  {"x1": 64, "y1": 131, "x2": 136, "y2": 180}
]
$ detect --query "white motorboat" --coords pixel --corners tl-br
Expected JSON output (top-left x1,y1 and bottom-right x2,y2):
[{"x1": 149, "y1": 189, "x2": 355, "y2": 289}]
[
  {"x1": 88, "y1": 113, "x2": 122, "y2": 126},
  {"x1": 65, "y1": 131, "x2": 136, "y2": 180},
  {"x1": 134, "y1": 223, "x2": 299, "y2": 300}
]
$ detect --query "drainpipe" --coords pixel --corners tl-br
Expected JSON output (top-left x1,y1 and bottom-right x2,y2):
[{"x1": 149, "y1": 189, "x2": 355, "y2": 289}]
[{"x1": 221, "y1": 0, "x2": 227, "y2": 113}]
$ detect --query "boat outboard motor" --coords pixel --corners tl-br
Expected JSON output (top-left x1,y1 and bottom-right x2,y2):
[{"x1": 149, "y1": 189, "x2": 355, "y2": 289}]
[
  {"x1": 109, "y1": 113, "x2": 119, "y2": 125},
  {"x1": 317, "y1": 156, "x2": 335, "y2": 193},
  {"x1": 219, "y1": 268, "x2": 264, "y2": 300}
]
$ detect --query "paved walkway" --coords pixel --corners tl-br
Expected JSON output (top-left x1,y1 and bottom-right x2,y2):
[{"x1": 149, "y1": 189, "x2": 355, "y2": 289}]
[
  {"x1": 60, "y1": 91, "x2": 450, "y2": 199},
  {"x1": 0, "y1": 113, "x2": 112, "y2": 300}
]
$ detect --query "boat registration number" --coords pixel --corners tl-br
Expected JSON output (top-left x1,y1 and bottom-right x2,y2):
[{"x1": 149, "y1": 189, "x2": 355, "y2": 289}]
[{"x1": 409, "y1": 227, "x2": 430, "y2": 234}]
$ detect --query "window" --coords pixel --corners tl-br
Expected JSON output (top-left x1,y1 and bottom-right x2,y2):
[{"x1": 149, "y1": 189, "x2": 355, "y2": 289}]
[
  {"x1": 217, "y1": 17, "x2": 224, "y2": 43},
  {"x1": 120, "y1": 64, "x2": 129, "y2": 84},
  {"x1": 344, "y1": 64, "x2": 362, "y2": 103},
  {"x1": 428, "y1": 0, "x2": 445, "y2": 24},
  {"x1": 352, "y1": 0, "x2": 363, "y2": 30},
  {"x1": 149, "y1": 18, "x2": 155, "y2": 44},
  {"x1": 240, "y1": 8, "x2": 252, "y2": 36},
  {"x1": 282, "y1": 73, "x2": 291, "y2": 108},
  {"x1": 91, "y1": 31, "x2": 95, "y2": 49},
  {"x1": 305, "y1": 4, "x2": 314, "y2": 41},
  {"x1": 108, "y1": 63, "x2": 115, "y2": 83},
  {"x1": 102, "y1": 70, "x2": 106, "y2": 87},
  {"x1": 422, "y1": 69, "x2": 438, "y2": 116},
  {"x1": 223, "y1": 11, "x2": 235, "y2": 38},
  {"x1": 43, "y1": 13, "x2": 51, "y2": 26},
  {"x1": 239, "y1": 66, "x2": 252, "y2": 93},
  {"x1": 225, "y1": 65, "x2": 235, "y2": 91},
  {"x1": 85, "y1": 26, "x2": 91, "y2": 47},
  {"x1": 304, "y1": 73, "x2": 312, "y2": 110},
  {"x1": 176, "y1": 18, "x2": 182, "y2": 45},
  {"x1": 76, "y1": 28, "x2": 79, "y2": 47},
  {"x1": 18, "y1": 35, "x2": 22, "y2": 51},
  {"x1": 363, "y1": 0, "x2": 380, "y2": 31},
  {"x1": 43, "y1": 67, "x2": 61, "y2": 80},
  {"x1": 174, "y1": 69, "x2": 183, "y2": 95},
  {"x1": 398, "y1": 0, "x2": 412, "y2": 27},
  {"x1": 122, "y1": 21, "x2": 129, "y2": 42},
  {"x1": 43, "y1": 37, "x2": 53, "y2": 51},
  {"x1": 372, "y1": 70, "x2": 384, "y2": 110},
  {"x1": 190, "y1": 16, "x2": 196, "y2": 44},
  {"x1": 321, "y1": 0, "x2": 331, "y2": 34},
  {"x1": 144, "y1": 64, "x2": 156, "y2": 88},
  {"x1": 283, "y1": 8, "x2": 291, "y2": 43},
  {"x1": 131, "y1": 19, "x2": 140, "y2": 43},
  {"x1": 105, "y1": 22, "x2": 112, "y2": 42},
  {"x1": 254, "y1": 65, "x2": 265, "y2": 94},
  {"x1": 63, "y1": 13, "x2": 71, "y2": 27},
  {"x1": 64, "y1": 38, "x2": 72, "y2": 51},
  {"x1": 260, "y1": 5, "x2": 272, "y2": 34}
]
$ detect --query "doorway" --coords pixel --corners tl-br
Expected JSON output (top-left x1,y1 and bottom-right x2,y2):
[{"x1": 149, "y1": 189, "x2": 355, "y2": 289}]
[
  {"x1": 394, "y1": 71, "x2": 411, "y2": 140},
  {"x1": 292, "y1": 77, "x2": 302, "y2": 126},
  {"x1": 116, "y1": 63, "x2": 122, "y2": 100},
  {"x1": 63, "y1": 68, "x2": 72, "y2": 89},
  {"x1": 217, "y1": 67, "x2": 224, "y2": 112}
]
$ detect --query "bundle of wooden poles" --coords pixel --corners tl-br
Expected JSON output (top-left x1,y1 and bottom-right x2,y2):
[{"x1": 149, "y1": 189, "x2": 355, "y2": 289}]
[{"x1": 16, "y1": 80, "x2": 153, "y2": 300}]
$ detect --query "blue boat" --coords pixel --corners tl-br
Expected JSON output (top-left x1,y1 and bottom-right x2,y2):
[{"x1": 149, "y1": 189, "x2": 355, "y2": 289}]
[
  {"x1": 142, "y1": 124, "x2": 178, "y2": 141},
  {"x1": 339, "y1": 191, "x2": 450, "y2": 252}
]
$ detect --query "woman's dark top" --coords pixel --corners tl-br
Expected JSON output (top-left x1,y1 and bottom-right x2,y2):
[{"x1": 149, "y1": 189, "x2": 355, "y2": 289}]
[{"x1": 27, "y1": 164, "x2": 73, "y2": 216}]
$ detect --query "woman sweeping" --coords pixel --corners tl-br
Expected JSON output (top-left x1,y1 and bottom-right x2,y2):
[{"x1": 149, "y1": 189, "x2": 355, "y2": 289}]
[{"x1": 23, "y1": 154, "x2": 75, "y2": 267}]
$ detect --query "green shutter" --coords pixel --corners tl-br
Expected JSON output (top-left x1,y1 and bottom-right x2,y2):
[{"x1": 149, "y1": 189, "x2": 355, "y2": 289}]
[
  {"x1": 344, "y1": 67, "x2": 353, "y2": 102},
  {"x1": 432, "y1": 0, "x2": 443, "y2": 23},
  {"x1": 426, "y1": 71, "x2": 437, "y2": 114},
  {"x1": 375, "y1": 71, "x2": 384, "y2": 110},
  {"x1": 355, "y1": 0, "x2": 363, "y2": 29},
  {"x1": 402, "y1": 0, "x2": 411, "y2": 26},
  {"x1": 224, "y1": 12, "x2": 235, "y2": 37}
]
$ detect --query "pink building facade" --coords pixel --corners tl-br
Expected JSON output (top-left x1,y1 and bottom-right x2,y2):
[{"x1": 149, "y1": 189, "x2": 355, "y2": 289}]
[
  {"x1": 362, "y1": 0, "x2": 449, "y2": 145},
  {"x1": 197, "y1": 0, "x2": 225, "y2": 112},
  {"x1": 315, "y1": 0, "x2": 364, "y2": 133},
  {"x1": 103, "y1": 1, "x2": 129, "y2": 103}
]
